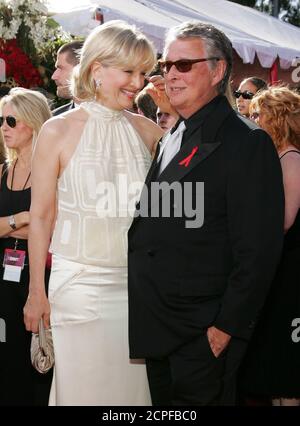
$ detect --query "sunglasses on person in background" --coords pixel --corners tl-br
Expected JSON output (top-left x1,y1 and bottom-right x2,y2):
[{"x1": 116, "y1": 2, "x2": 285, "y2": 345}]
[
  {"x1": 233, "y1": 90, "x2": 254, "y2": 100},
  {"x1": 0, "y1": 115, "x2": 18, "y2": 128},
  {"x1": 158, "y1": 57, "x2": 220, "y2": 74}
]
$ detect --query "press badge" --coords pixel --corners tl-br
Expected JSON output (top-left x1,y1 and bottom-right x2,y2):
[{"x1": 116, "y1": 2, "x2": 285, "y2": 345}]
[{"x1": 3, "y1": 249, "x2": 26, "y2": 282}]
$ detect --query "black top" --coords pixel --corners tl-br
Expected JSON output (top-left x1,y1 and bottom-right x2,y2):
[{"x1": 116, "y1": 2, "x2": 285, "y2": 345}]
[
  {"x1": 0, "y1": 163, "x2": 31, "y2": 255},
  {"x1": 0, "y1": 163, "x2": 31, "y2": 215},
  {"x1": 279, "y1": 149, "x2": 300, "y2": 250}
]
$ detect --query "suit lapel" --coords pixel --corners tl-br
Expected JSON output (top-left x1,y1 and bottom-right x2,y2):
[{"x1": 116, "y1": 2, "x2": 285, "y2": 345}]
[
  {"x1": 157, "y1": 127, "x2": 220, "y2": 184},
  {"x1": 157, "y1": 96, "x2": 233, "y2": 185},
  {"x1": 151, "y1": 132, "x2": 221, "y2": 210}
]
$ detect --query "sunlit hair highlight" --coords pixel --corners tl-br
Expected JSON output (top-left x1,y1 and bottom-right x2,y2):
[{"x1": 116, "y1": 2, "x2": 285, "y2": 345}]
[{"x1": 250, "y1": 85, "x2": 300, "y2": 152}]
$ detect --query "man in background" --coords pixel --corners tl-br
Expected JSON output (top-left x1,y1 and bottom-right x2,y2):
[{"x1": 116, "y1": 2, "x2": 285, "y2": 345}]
[
  {"x1": 51, "y1": 40, "x2": 83, "y2": 116},
  {"x1": 156, "y1": 107, "x2": 178, "y2": 133},
  {"x1": 135, "y1": 89, "x2": 157, "y2": 122}
]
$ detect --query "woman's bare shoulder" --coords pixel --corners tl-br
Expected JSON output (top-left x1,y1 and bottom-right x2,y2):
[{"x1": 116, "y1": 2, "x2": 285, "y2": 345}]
[
  {"x1": 281, "y1": 150, "x2": 300, "y2": 169},
  {"x1": 40, "y1": 107, "x2": 88, "y2": 140},
  {"x1": 124, "y1": 110, "x2": 163, "y2": 150},
  {"x1": 124, "y1": 109, "x2": 160, "y2": 130},
  {"x1": 281, "y1": 150, "x2": 300, "y2": 190}
]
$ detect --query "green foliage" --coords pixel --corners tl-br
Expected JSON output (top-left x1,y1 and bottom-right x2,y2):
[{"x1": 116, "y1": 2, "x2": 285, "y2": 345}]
[
  {"x1": 280, "y1": 0, "x2": 300, "y2": 26},
  {"x1": 0, "y1": 0, "x2": 77, "y2": 101},
  {"x1": 229, "y1": 0, "x2": 300, "y2": 27},
  {"x1": 228, "y1": 0, "x2": 257, "y2": 6}
]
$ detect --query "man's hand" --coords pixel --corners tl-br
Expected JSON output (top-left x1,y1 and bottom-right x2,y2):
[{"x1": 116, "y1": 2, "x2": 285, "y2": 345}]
[
  {"x1": 207, "y1": 326, "x2": 231, "y2": 358},
  {"x1": 145, "y1": 75, "x2": 178, "y2": 118}
]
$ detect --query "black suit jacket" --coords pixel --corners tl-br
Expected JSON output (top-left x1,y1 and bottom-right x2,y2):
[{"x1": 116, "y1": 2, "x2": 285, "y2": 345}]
[
  {"x1": 52, "y1": 101, "x2": 75, "y2": 116},
  {"x1": 128, "y1": 96, "x2": 284, "y2": 359}
]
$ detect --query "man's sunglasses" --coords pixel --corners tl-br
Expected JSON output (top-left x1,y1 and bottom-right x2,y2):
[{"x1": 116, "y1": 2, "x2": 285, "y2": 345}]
[
  {"x1": 158, "y1": 57, "x2": 220, "y2": 74},
  {"x1": 0, "y1": 115, "x2": 18, "y2": 128},
  {"x1": 233, "y1": 90, "x2": 254, "y2": 100}
]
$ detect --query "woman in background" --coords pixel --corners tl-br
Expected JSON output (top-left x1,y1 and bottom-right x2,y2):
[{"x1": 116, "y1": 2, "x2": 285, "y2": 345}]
[
  {"x1": 234, "y1": 76, "x2": 267, "y2": 118},
  {"x1": 240, "y1": 86, "x2": 300, "y2": 406},
  {"x1": 0, "y1": 88, "x2": 52, "y2": 406}
]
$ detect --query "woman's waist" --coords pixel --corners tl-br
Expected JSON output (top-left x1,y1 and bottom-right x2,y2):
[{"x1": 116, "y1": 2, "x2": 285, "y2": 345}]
[
  {"x1": 51, "y1": 253, "x2": 128, "y2": 276},
  {"x1": 50, "y1": 220, "x2": 129, "y2": 267},
  {"x1": 50, "y1": 250, "x2": 128, "y2": 269}
]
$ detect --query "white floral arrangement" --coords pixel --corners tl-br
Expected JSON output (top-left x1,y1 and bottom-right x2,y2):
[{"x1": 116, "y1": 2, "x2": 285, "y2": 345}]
[{"x1": 0, "y1": 0, "x2": 71, "y2": 51}]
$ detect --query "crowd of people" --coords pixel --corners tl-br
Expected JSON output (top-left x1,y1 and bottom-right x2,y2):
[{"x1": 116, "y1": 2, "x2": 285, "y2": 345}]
[{"x1": 0, "y1": 18, "x2": 299, "y2": 406}]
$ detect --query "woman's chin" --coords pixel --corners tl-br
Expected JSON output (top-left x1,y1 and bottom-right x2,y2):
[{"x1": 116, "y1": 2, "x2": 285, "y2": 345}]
[{"x1": 238, "y1": 107, "x2": 246, "y2": 115}]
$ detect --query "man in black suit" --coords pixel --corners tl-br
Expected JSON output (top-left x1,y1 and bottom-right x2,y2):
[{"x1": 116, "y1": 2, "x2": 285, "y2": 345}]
[
  {"x1": 128, "y1": 22, "x2": 284, "y2": 405},
  {"x1": 51, "y1": 41, "x2": 83, "y2": 116}
]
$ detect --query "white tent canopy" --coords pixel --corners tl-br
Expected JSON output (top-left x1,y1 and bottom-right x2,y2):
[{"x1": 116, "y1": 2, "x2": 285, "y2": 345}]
[{"x1": 47, "y1": 0, "x2": 300, "y2": 69}]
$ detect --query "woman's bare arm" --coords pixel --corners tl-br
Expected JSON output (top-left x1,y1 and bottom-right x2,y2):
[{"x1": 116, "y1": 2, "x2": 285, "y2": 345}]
[
  {"x1": 281, "y1": 153, "x2": 300, "y2": 232},
  {"x1": 0, "y1": 212, "x2": 29, "y2": 238},
  {"x1": 24, "y1": 119, "x2": 62, "y2": 332},
  {"x1": 125, "y1": 111, "x2": 163, "y2": 155}
]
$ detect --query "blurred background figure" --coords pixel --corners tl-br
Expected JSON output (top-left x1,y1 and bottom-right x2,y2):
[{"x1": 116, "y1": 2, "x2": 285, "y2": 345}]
[
  {"x1": 0, "y1": 132, "x2": 5, "y2": 164},
  {"x1": 143, "y1": 75, "x2": 179, "y2": 134},
  {"x1": 51, "y1": 40, "x2": 83, "y2": 115},
  {"x1": 0, "y1": 88, "x2": 52, "y2": 406},
  {"x1": 0, "y1": 87, "x2": 10, "y2": 164},
  {"x1": 136, "y1": 83, "x2": 180, "y2": 134},
  {"x1": 156, "y1": 107, "x2": 177, "y2": 133},
  {"x1": 240, "y1": 86, "x2": 300, "y2": 406},
  {"x1": 135, "y1": 88, "x2": 157, "y2": 122},
  {"x1": 94, "y1": 7, "x2": 104, "y2": 24},
  {"x1": 0, "y1": 86, "x2": 10, "y2": 99},
  {"x1": 234, "y1": 77, "x2": 267, "y2": 118}
]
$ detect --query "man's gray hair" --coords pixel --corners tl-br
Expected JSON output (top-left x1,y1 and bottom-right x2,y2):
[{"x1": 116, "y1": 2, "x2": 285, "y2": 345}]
[{"x1": 164, "y1": 22, "x2": 233, "y2": 95}]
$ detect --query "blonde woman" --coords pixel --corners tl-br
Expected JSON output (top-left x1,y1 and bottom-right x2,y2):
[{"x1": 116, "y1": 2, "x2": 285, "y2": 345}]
[
  {"x1": 241, "y1": 86, "x2": 300, "y2": 406},
  {"x1": 0, "y1": 88, "x2": 51, "y2": 406},
  {"x1": 24, "y1": 20, "x2": 163, "y2": 405}
]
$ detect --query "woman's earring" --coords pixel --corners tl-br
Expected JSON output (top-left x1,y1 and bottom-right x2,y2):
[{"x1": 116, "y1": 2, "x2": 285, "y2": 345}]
[{"x1": 95, "y1": 79, "x2": 101, "y2": 89}]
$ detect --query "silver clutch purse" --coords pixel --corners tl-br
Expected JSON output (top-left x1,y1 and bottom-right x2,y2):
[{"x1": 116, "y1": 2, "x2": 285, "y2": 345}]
[{"x1": 30, "y1": 319, "x2": 54, "y2": 374}]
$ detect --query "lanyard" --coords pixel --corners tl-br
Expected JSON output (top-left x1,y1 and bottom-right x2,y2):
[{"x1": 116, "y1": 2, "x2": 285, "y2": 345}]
[
  {"x1": 11, "y1": 158, "x2": 31, "y2": 191},
  {"x1": 10, "y1": 159, "x2": 31, "y2": 251}
]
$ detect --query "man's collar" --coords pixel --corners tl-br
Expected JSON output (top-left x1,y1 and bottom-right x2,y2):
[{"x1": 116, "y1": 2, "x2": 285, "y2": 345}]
[
  {"x1": 169, "y1": 95, "x2": 223, "y2": 135},
  {"x1": 184, "y1": 95, "x2": 223, "y2": 131}
]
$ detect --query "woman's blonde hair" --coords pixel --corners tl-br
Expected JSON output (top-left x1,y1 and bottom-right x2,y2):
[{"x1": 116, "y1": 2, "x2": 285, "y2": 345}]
[
  {"x1": 0, "y1": 87, "x2": 52, "y2": 161},
  {"x1": 72, "y1": 20, "x2": 156, "y2": 101},
  {"x1": 250, "y1": 85, "x2": 300, "y2": 151}
]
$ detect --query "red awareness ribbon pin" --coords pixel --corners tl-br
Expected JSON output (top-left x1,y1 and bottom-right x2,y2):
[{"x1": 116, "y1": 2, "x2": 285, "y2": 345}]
[{"x1": 179, "y1": 146, "x2": 199, "y2": 167}]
